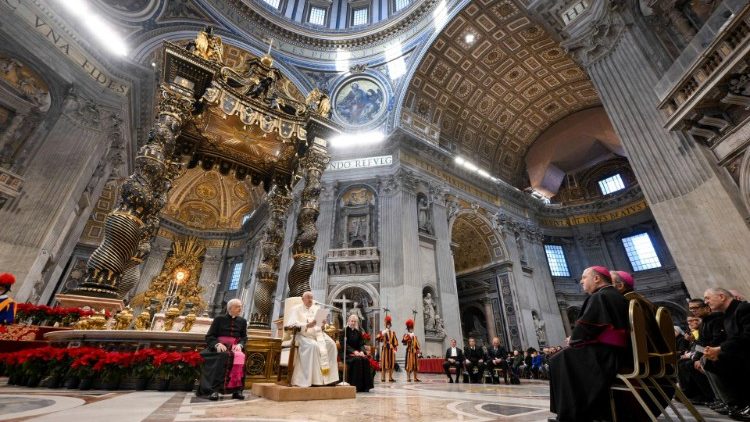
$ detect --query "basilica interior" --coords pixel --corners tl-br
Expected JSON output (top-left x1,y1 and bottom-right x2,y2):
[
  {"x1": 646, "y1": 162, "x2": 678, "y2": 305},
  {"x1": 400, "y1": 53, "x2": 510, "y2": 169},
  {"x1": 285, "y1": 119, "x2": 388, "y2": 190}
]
[{"x1": 1, "y1": 0, "x2": 749, "y2": 420}]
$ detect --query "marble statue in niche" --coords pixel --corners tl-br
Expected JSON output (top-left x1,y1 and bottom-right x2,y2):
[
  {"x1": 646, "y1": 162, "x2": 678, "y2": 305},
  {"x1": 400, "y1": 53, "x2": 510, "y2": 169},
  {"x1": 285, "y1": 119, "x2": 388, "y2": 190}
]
[
  {"x1": 347, "y1": 215, "x2": 368, "y2": 246},
  {"x1": 533, "y1": 310, "x2": 547, "y2": 347},
  {"x1": 433, "y1": 313, "x2": 446, "y2": 336},
  {"x1": 338, "y1": 187, "x2": 376, "y2": 248},
  {"x1": 417, "y1": 193, "x2": 433, "y2": 234},
  {"x1": 347, "y1": 300, "x2": 367, "y2": 332},
  {"x1": 515, "y1": 231, "x2": 528, "y2": 266},
  {"x1": 423, "y1": 292, "x2": 436, "y2": 328}
]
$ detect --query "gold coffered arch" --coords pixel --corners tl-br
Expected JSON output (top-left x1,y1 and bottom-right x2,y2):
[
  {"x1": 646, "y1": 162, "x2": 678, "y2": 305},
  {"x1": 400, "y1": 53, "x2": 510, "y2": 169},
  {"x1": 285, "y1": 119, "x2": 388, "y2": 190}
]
[
  {"x1": 401, "y1": 0, "x2": 600, "y2": 186},
  {"x1": 450, "y1": 212, "x2": 506, "y2": 274},
  {"x1": 163, "y1": 168, "x2": 265, "y2": 231}
]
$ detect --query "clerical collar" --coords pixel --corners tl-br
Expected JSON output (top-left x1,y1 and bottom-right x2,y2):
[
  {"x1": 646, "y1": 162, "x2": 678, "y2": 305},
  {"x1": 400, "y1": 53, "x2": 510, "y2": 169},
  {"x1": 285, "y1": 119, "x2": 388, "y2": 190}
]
[{"x1": 592, "y1": 284, "x2": 613, "y2": 294}]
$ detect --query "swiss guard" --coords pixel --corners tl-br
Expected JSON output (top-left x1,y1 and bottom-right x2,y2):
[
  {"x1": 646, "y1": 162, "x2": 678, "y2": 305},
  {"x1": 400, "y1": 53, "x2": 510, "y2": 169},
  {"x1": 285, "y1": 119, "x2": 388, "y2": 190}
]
[{"x1": 0, "y1": 273, "x2": 16, "y2": 325}]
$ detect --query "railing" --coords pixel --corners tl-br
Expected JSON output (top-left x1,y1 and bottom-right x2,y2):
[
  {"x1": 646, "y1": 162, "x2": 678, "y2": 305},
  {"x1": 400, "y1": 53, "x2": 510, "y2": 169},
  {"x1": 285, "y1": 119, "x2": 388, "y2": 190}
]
[
  {"x1": 327, "y1": 247, "x2": 379, "y2": 261},
  {"x1": 327, "y1": 247, "x2": 380, "y2": 275}
]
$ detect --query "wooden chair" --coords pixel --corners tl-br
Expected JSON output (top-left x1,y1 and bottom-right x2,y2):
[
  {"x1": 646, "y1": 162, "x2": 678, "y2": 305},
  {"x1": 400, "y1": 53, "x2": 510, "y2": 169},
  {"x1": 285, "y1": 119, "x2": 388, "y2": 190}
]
[
  {"x1": 276, "y1": 297, "x2": 303, "y2": 386},
  {"x1": 610, "y1": 300, "x2": 659, "y2": 422},
  {"x1": 645, "y1": 307, "x2": 705, "y2": 422}
]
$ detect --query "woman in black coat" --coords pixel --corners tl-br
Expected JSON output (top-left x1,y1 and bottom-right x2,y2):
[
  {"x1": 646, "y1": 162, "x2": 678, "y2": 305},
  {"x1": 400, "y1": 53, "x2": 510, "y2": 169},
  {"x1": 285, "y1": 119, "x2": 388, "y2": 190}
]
[{"x1": 344, "y1": 314, "x2": 374, "y2": 392}]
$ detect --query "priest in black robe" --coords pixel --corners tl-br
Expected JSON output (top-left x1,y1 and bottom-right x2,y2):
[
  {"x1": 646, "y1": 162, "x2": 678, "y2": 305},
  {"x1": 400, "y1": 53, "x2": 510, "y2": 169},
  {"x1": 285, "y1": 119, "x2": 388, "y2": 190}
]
[
  {"x1": 549, "y1": 266, "x2": 630, "y2": 422},
  {"x1": 197, "y1": 299, "x2": 248, "y2": 401},
  {"x1": 344, "y1": 314, "x2": 374, "y2": 392}
]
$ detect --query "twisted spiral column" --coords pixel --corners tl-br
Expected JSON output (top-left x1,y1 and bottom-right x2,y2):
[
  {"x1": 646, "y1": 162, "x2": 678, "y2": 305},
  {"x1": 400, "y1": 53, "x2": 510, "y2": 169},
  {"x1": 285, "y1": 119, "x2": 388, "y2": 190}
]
[
  {"x1": 287, "y1": 146, "x2": 329, "y2": 298},
  {"x1": 250, "y1": 185, "x2": 292, "y2": 328},
  {"x1": 73, "y1": 87, "x2": 193, "y2": 298}
]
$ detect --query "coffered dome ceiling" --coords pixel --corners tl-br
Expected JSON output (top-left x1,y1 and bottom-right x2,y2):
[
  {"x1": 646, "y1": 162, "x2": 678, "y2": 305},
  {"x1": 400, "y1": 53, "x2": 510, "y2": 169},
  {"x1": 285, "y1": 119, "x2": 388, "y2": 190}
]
[
  {"x1": 401, "y1": 0, "x2": 600, "y2": 187},
  {"x1": 162, "y1": 168, "x2": 266, "y2": 231}
]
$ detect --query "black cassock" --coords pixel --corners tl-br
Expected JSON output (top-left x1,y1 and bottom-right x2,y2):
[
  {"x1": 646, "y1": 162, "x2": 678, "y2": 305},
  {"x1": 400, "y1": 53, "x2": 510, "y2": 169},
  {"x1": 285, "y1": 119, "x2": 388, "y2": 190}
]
[
  {"x1": 197, "y1": 314, "x2": 248, "y2": 396},
  {"x1": 550, "y1": 285, "x2": 629, "y2": 422},
  {"x1": 344, "y1": 327, "x2": 374, "y2": 392}
]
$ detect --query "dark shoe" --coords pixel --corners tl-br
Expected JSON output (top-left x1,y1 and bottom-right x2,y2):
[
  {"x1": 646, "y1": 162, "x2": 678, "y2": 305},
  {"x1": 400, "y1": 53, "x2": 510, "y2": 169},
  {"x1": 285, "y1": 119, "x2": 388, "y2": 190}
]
[
  {"x1": 728, "y1": 408, "x2": 750, "y2": 421},
  {"x1": 209, "y1": 392, "x2": 219, "y2": 401},
  {"x1": 709, "y1": 400, "x2": 724, "y2": 409},
  {"x1": 448, "y1": 378, "x2": 454, "y2": 383},
  {"x1": 232, "y1": 392, "x2": 245, "y2": 400},
  {"x1": 714, "y1": 404, "x2": 730, "y2": 415}
]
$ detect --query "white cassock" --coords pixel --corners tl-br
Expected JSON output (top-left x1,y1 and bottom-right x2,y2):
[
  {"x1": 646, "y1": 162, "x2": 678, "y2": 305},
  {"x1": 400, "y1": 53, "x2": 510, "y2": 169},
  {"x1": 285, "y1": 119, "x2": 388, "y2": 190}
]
[{"x1": 288, "y1": 303, "x2": 340, "y2": 387}]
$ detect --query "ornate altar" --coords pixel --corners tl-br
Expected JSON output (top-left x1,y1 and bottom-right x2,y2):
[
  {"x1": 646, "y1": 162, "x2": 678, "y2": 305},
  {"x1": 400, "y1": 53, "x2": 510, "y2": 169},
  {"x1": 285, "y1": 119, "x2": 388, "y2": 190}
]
[
  {"x1": 54, "y1": 27, "x2": 339, "y2": 386},
  {"x1": 64, "y1": 27, "x2": 340, "y2": 334}
]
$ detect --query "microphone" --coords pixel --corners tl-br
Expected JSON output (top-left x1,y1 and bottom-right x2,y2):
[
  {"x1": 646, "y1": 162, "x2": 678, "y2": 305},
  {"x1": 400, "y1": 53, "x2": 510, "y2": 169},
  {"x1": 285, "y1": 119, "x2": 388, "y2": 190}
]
[{"x1": 314, "y1": 301, "x2": 336, "y2": 310}]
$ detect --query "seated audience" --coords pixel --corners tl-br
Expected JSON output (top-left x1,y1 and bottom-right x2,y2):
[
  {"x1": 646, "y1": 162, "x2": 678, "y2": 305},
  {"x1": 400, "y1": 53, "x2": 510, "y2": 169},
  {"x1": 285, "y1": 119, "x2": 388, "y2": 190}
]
[
  {"x1": 510, "y1": 349, "x2": 523, "y2": 378},
  {"x1": 344, "y1": 314, "x2": 374, "y2": 392},
  {"x1": 485, "y1": 336, "x2": 508, "y2": 384},
  {"x1": 702, "y1": 288, "x2": 750, "y2": 420},
  {"x1": 611, "y1": 270, "x2": 668, "y2": 354},
  {"x1": 197, "y1": 299, "x2": 247, "y2": 401},
  {"x1": 678, "y1": 300, "x2": 720, "y2": 408},
  {"x1": 463, "y1": 337, "x2": 485, "y2": 383},
  {"x1": 443, "y1": 338, "x2": 464, "y2": 383},
  {"x1": 530, "y1": 351, "x2": 543, "y2": 379},
  {"x1": 549, "y1": 266, "x2": 630, "y2": 422}
]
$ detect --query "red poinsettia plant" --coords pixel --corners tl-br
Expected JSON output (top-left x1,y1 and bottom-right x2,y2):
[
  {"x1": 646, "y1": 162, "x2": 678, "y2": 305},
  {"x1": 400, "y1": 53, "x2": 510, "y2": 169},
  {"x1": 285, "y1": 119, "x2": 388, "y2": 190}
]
[
  {"x1": 70, "y1": 348, "x2": 107, "y2": 379},
  {"x1": 15, "y1": 303, "x2": 96, "y2": 326},
  {"x1": 93, "y1": 351, "x2": 134, "y2": 382},
  {"x1": 130, "y1": 348, "x2": 161, "y2": 380}
]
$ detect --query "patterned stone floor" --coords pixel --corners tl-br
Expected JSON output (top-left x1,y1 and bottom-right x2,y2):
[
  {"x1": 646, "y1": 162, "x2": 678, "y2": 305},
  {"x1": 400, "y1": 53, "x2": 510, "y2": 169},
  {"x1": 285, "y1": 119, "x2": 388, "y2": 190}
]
[{"x1": 0, "y1": 373, "x2": 732, "y2": 421}]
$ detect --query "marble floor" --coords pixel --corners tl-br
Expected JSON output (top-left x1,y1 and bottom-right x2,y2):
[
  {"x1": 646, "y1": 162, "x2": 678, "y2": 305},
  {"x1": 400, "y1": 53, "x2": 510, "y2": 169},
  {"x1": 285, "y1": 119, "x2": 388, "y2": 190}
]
[{"x1": 0, "y1": 373, "x2": 732, "y2": 421}]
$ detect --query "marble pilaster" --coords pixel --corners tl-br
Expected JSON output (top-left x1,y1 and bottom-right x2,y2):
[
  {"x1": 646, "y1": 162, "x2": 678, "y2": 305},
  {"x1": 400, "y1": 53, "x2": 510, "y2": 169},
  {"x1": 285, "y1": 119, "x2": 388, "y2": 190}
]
[
  {"x1": 481, "y1": 297, "x2": 497, "y2": 340},
  {"x1": 199, "y1": 250, "x2": 225, "y2": 309},
  {"x1": 309, "y1": 182, "x2": 336, "y2": 300},
  {"x1": 564, "y1": 2, "x2": 750, "y2": 295},
  {"x1": 433, "y1": 195, "x2": 462, "y2": 346},
  {"x1": 1, "y1": 92, "x2": 107, "y2": 302}
]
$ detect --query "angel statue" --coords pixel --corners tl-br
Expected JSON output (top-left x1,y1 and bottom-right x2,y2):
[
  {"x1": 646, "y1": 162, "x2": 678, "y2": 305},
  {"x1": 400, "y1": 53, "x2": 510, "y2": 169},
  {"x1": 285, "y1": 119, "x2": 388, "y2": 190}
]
[
  {"x1": 305, "y1": 88, "x2": 331, "y2": 118},
  {"x1": 193, "y1": 26, "x2": 224, "y2": 64}
]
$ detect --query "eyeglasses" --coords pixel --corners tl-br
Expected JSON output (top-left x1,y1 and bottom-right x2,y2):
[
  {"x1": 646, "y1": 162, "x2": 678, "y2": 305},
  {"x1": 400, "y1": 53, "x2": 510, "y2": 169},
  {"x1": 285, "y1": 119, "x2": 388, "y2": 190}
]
[{"x1": 688, "y1": 306, "x2": 704, "y2": 311}]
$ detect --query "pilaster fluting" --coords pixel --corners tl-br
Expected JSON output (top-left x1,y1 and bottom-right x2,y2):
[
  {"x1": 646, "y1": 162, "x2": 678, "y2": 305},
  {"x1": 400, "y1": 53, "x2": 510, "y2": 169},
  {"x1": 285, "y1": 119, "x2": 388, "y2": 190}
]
[
  {"x1": 481, "y1": 297, "x2": 497, "y2": 340},
  {"x1": 309, "y1": 182, "x2": 336, "y2": 298},
  {"x1": 73, "y1": 86, "x2": 194, "y2": 298},
  {"x1": 250, "y1": 185, "x2": 292, "y2": 328},
  {"x1": 562, "y1": 1, "x2": 750, "y2": 293},
  {"x1": 286, "y1": 145, "x2": 330, "y2": 297}
]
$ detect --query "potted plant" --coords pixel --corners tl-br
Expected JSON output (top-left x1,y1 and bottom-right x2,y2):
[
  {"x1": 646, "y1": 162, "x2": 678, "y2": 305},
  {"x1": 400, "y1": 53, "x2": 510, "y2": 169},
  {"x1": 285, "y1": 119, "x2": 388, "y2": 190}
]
[
  {"x1": 175, "y1": 351, "x2": 204, "y2": 391},
  {"x1": 93, "y1": 351, "x2": 133, "y2": 390},
  {"x1": 152, "y1": 350, "x2": 182, "y2": 391},
  {"x1": 129, "y1": 348, "x2": 160, "y2": 390},
  {"x1": 70, "y1": 348, "x2": 106, "y2": 390}
]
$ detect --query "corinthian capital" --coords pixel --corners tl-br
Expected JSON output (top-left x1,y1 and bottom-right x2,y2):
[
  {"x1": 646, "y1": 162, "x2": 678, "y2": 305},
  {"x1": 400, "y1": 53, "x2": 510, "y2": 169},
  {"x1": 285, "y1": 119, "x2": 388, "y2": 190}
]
[{"x1": 561, "y1": 1, "x2": 628, "y2": 67}]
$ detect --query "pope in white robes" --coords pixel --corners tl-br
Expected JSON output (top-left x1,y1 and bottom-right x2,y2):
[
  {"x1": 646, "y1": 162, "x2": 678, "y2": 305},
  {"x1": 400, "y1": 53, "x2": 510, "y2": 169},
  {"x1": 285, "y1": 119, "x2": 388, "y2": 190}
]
[{"x1": 288, "y1": 291, "x2": 340, "y2": 387}]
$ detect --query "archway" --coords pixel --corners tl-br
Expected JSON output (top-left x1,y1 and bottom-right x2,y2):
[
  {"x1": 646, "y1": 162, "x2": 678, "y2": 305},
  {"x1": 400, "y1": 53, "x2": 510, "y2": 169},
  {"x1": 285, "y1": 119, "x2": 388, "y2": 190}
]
[
  {"x1": 329, "y1": 285, "x2": 377, "y2": 339},
  {"x1": 451, "y1": 211, "x2": 510, "y2": 348}
]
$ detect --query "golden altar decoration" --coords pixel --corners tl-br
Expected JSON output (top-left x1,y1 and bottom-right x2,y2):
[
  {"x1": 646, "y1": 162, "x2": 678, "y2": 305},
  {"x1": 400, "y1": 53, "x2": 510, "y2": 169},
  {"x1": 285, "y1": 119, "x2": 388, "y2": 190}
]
[{"x1": 131, "y1": 236, "x2": 207, "y2": 314}]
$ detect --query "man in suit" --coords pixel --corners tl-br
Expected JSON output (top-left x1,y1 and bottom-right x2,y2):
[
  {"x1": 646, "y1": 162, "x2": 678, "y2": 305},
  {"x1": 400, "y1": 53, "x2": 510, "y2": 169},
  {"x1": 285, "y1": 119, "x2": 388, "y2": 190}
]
[
  {"x1": 443, "y1": 338, "x2": 464, "y2": 383},
  {"x1": 464, "y1": 337, "x2": 485, "y2": 383},
  {"x1": 703, "y1": 288, "x2": 750, "y2": 420},
  {"x1": 486, "y1": 336, "x2": 508, "y2": 384}
]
